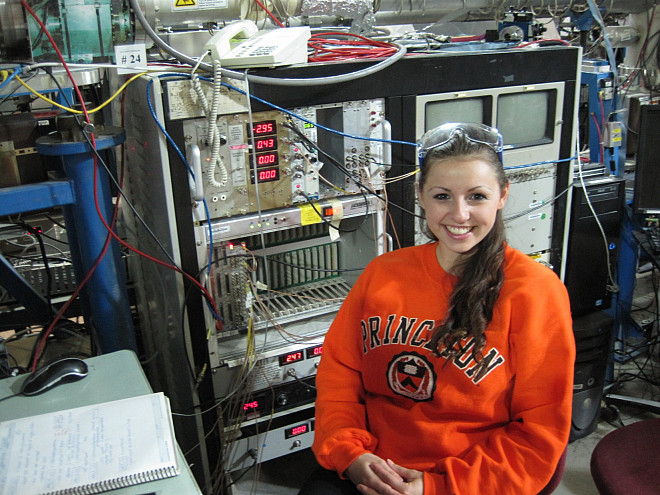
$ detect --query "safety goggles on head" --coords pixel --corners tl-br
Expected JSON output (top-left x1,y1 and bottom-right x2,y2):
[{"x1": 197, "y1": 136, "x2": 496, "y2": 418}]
[{"x1": 417, "y1": 123, "x2": 504, "y2": 166}]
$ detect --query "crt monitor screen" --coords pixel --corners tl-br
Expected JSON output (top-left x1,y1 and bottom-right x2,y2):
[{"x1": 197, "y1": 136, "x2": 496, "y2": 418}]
[
  {"x1": 633, "y1": 103, "x2": 660, "y2": 214},
  {"x1": 424, "y1": 97, "x2": 489, "y2": 131},
  {"x1": 496, "y1": 90, "x2": 556, "y2": 148}
]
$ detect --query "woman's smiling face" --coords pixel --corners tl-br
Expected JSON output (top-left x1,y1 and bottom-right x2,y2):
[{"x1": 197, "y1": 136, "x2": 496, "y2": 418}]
[{"x1": 417, "y1": 157, "x2": 509, "y2": 273}]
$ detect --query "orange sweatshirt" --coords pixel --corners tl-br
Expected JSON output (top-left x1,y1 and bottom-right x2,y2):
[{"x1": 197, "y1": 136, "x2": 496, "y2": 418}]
[{"x1": 312, "y1": 243, "x2": 575, "y2": 495}]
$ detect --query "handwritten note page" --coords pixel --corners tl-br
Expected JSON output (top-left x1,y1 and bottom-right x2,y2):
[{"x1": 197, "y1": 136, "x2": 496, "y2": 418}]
[{"x1": 0, "y1": 392, "x2": 179, "y2": 495}]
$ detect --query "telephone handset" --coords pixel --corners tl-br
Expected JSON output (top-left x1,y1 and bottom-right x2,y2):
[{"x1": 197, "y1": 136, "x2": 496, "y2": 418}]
[
  {"x1": 204, "y1": 21, "x2": 310, "y2": 68},
  {"x1": 204, "y1": 20, "x2": 259, "y2": 60}
]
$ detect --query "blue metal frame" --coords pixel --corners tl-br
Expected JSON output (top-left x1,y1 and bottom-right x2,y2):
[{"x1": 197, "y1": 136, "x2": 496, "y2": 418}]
[
  {"x1": 0, "y1": 179, "x2": 75, "y2": 326},
  {"x1": 582, "y1": 67, "x2": 623, "y2": 176},
  {"x1": 605, "y1": 204, "x2": 646, "y2": 361},
  {"x1": 35, "y1": 127, "x2": 137, "y2": 353},
  {"x1": 0, "y1": 180, "x2": 75, "y2": 216},
  {"x1": 0, "y1": 253, "x2": 54, "y2": 323}
]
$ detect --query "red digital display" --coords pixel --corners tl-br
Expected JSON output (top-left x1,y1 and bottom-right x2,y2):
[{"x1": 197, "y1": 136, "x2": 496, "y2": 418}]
[
  {"x1": 255, "y1": 152, "x2": 278, "y2": 166},
  {"x1": 254, "y1": 136, "x2": 277, "y2": 152},
  {"x1": 243, "y1": 400, "x2": 259, "y2": 411},
  {"x1": 248, "y1": 120, "x2": 277, "y2": 136},
  {"x1": 260, "y1": 169, "x2": 277, "y2": 180},
  {"x1": 285, "y1": 423, "x2": 309, "y2": 439},
  {"x1": 279, "y1": 351, "x2": 304, "y2": 366},
  {"x1": 250, "y1": 166, "x2": 280, "y2": 184},
  {"x1": 305, "y1": 345, "x2": 323, "y2": 359}
]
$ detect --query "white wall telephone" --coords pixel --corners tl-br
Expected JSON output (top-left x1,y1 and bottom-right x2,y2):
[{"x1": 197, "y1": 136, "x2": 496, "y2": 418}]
[{"x1": 204, "y1": 21, "x2": 310, "y2": 68}]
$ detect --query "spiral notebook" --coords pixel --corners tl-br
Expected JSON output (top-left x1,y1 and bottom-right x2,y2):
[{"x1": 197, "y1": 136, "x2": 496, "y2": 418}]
[{"x1": 0, "y1": 392, "x2": 180, "y2": 495}]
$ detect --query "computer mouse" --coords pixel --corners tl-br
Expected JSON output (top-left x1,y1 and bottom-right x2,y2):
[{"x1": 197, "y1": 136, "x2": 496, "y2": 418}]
[{"x1": 20, "y1": 357, "x2": 89, "y2": 396}]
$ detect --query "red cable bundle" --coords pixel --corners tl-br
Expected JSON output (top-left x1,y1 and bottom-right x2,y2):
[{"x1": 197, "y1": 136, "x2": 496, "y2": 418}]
[{"x1": 308, "y1": 32, "x2": 399, "y2": 62}]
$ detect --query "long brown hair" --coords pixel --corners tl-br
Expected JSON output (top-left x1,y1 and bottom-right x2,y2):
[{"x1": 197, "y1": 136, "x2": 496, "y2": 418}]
[{"x1": 418, "y1": 134, "x2": 508, "y2": 365}]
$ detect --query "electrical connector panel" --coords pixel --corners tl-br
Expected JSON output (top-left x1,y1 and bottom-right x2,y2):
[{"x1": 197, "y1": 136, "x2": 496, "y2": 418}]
[{"x1": 182, "y1": 99, "x2": 388, "y2": 220}]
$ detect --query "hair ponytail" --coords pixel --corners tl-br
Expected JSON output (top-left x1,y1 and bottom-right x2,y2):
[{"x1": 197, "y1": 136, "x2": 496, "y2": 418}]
[
  {"x1": 417, "y1": 135, "x2": 508, "y2": 363},
  {"x1": 428, "y1": 214, "x2": 506, "y2": 363}
]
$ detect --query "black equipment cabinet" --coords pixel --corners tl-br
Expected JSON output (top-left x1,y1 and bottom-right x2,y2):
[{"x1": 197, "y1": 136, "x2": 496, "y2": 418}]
[
  {"x1": 249, "y1": 46, "x2": 581, "y2": 264},
  {"x1": 564, "y1": 177, "x2": 626, "y2": 316},
  {"x1": 570, "y1": 311, "x2": 614, "y2": 441},
  {"x1": 122, "y1": 45, "x2": 582, "y2": 490}
]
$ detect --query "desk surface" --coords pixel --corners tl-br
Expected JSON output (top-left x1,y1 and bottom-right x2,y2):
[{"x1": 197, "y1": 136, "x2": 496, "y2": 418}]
[{"x1": 0, "y1": 350, "x2": 202, "y2": 495}]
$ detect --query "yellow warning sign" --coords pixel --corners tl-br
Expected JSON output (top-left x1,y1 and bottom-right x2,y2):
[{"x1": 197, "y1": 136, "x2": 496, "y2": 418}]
[
  {"x1": 174, "y1": 0, "x2": 196, "y2": 7},
  {"x1": 298, "y1": 204, "x2": 322, "y2": 226}
]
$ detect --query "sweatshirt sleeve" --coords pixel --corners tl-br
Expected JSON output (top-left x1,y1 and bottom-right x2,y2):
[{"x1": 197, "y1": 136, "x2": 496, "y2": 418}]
[
  {"x1": 424, "y1": 270, "x2": 575, "y2": 495},
  {"x1": 311, "y1": 273, "x2": 378, "y2": 477}
]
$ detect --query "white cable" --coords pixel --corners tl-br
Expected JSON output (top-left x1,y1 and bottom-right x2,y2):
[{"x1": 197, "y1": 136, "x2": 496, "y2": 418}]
[
  {"x1": 242, "y1": 70, "x2": 274, "y2": 361},
  {"x1": 577, "y1": 165, "x2": 619, "y2": 292},
  {"x1": 206, "y1": 129, "x2": 228, "y2": 188},
  {"x1": 191, "y1": 52, "x2": 211, "y2": 115},
  {"x1": 574, "y1": 112, "x2": 619, "y2": 293},
  {"x1": 191, "y1": 76, "x2": 210, "y2": 114},
  {"x1": 191, "y1": 56, "x2": 222, "y2": 186},
  {"x1": 129, "y1": 0, "x2": 406, "y2": 87},
  {"x1": 202, "y1": 60, "x2": 228, "y2": 188},
  {"x1": 208, "y1": 59, "x2": 222, "y2": 144}
]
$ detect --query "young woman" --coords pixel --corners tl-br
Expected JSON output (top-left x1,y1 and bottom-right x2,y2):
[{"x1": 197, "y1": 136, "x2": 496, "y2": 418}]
[{"x1": 300, "y1": 123, "x2": 575, "y2": 495}]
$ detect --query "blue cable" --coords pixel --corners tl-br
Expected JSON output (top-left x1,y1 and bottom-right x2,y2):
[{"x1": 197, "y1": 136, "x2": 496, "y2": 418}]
[
  {"x1": 504, "y1": 154, "x2": 579, "y2": 171},
  {"x1": 0, "y1": 67, "x2": 21, "y2": 91},
  {"x1": 146, "y1": 78, "x2": 222, "y2": 322},
  {"x1": 159, "y1": 72, "x2": 417, "y2": 146},
  {"x1": 154, "y1": 72, "x2": 577, "y2": 172},
  {"x1": 141, "y1": 72, "x2": 579, "y2": 324},
  {"x1": 586, "y1": 0, "x2": 618, "y2": 82},
  {"x1": 215, "y1": 77, "x2": 578, "y2": 171},
  {"x1": 216, "y1": 78, "x2": 419, "y2": 147}
]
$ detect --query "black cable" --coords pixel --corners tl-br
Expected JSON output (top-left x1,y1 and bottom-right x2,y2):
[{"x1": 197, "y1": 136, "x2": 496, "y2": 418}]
[
  {"x1": 16, "y1": 221, "x2": 53, "y2": 312},
  {"x1": 177, "y1": 248, "x2": 341, "y2": 412},
  {"x1": 36, "y1": 232, "x2": 69, "y2": 245},
  {"x1": 0, "y1": 70, "x2": 40, "y2": 109},
  {"x1": 282, "y1": 120, "x2": 370, "y2": 202},
  {"x1": 3, "y1": 253, "x2": 71, "y2": 264},
  {"x1": 27, "y1": 319, "x2": 89, "y2": 370},
  {"x1": 44, "y1": 213, "x2": 66, "y2": 230},
  {"x1": 1, "y1": 211, "x2": 68, "y2": 245},
  {"x1": 0, "y1": 328, "x2": 33, "y2": 344},
  {"x1": 77, "y1": 125, "x2": 180, "y2": 268},
  {"x1": 42, "y1": 65, "x2": 76, "y2": 108},
  {"x1": 77, "y1": 117, "x2": 222, "y2": 325},
  {"x1": 503, "y1": 181, "x2": 574, "y2": 223},
  {"x1": 299, "y1": 190, "x2": 370, "y2": 233},
  {"x1": 286, "y1": 369, "x2": 317, "y2": 389},
  {"x1": 283, "y1": 120, "x2": 353, "y2": 176},
  {"x1": 290, "y1": 119, "x2": 368, "y2": 177},
  {"x1": 6, "y1": 351, "x2": 20, "y2": 369},
  {"x1": 225, "y1": 459, "x2": 258, "y2": 488},
  {"x1": 0, "y1": 342, "x2": 11, "y2": 378},
  {"x1": 267, "y1": 255, "x2": 364, "y2": 273},
  {"x1": 282, "y1": 120, "x2": 422, "y2": 220},
  {"x1": 0, "y1": 393, "x2": 20, "y2": 404}
]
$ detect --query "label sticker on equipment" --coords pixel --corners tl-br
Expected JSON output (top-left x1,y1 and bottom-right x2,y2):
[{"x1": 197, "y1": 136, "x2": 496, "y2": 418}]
[{"x1": 173, "y1": 0, "x2": 228, "y2": 10}]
